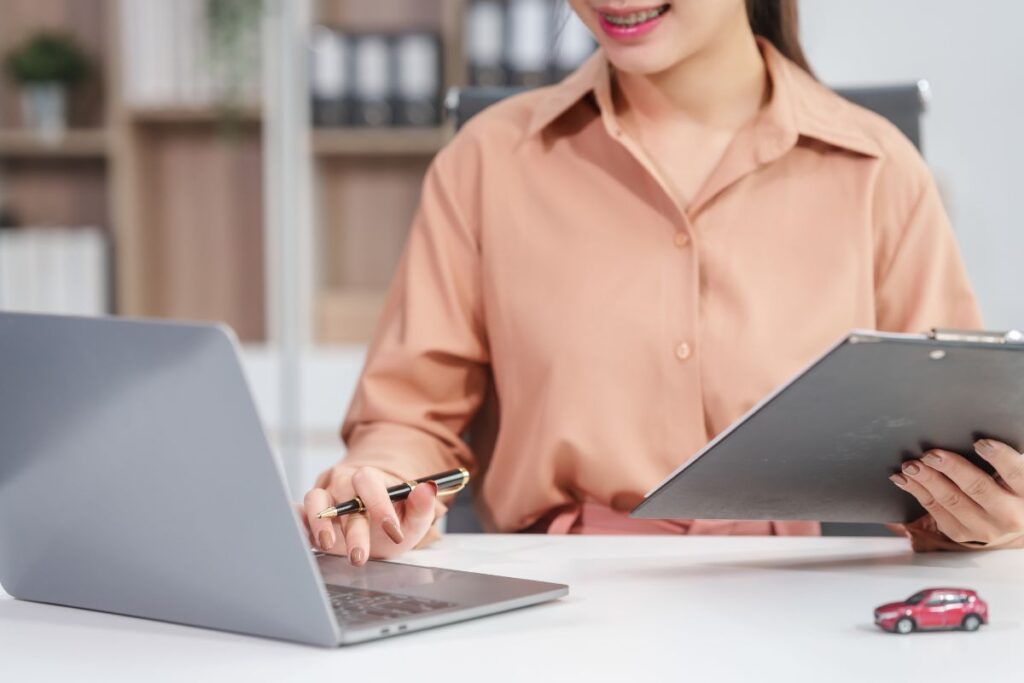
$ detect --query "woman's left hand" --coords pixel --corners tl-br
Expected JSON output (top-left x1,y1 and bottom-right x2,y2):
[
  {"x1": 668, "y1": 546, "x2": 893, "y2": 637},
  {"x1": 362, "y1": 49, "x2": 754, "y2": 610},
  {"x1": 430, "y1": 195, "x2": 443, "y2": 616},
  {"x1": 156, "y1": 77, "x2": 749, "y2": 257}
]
[{"x1": 891, "y1": 439, "x2": 1024, "y2": 549}]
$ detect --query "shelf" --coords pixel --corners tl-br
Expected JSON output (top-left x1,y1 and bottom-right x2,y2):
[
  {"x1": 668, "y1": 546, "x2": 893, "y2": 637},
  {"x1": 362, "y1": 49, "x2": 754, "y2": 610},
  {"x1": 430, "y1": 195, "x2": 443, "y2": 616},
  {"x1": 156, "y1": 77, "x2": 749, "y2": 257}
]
[
  {"x1": 317, "y1": 288, "x2": 389, "y2": 344},
  {"x1": 313, "y1": 127, "x2": 451, "y2": 157},
  {"x1": 127, "y1": 106, "x2": 262, "y2": 124},
  {"x1": 0, "y1": 128, "x2": 110, "y2": 159}
]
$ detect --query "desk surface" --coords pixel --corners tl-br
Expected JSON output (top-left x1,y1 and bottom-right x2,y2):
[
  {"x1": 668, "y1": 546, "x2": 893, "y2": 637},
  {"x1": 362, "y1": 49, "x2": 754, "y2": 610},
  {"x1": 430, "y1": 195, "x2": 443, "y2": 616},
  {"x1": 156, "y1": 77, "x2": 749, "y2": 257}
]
[{"x1": 2, "y1": 534, "x2": 1021, "y2": 682}]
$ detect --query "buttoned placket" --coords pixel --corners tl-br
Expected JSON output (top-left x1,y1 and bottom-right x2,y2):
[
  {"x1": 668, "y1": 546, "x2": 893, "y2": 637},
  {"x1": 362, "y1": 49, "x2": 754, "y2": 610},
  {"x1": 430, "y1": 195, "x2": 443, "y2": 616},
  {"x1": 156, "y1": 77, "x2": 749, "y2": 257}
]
[
  {"x1": 597, "y1": 78, "x2": 800, "y2": 447},
  {"x1": 598, "y1": 102, "x2": 710, "y2": 451}
]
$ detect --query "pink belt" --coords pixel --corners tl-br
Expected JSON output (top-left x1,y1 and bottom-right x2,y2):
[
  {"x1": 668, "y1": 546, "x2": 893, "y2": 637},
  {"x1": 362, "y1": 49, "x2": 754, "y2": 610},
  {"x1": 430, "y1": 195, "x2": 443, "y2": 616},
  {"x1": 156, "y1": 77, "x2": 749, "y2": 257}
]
[{"x1": 536, "y1": 502, "x2": 820, "y2": 537}]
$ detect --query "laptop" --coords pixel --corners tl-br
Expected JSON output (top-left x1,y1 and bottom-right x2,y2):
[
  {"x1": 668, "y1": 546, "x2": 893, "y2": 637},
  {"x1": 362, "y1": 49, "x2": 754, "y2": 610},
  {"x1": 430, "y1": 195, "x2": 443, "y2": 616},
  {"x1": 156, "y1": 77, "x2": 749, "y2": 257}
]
[{"x1": 0, "y1": 312, "x2": 567, "y2": 646}]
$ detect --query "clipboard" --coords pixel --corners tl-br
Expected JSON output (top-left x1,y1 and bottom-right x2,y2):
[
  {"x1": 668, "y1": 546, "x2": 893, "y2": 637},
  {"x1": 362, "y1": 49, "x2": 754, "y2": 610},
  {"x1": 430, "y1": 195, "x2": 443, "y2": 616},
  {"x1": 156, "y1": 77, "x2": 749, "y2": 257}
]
[{"x1": 631, "y1": 329, "x2": 1024, "y2": 524}]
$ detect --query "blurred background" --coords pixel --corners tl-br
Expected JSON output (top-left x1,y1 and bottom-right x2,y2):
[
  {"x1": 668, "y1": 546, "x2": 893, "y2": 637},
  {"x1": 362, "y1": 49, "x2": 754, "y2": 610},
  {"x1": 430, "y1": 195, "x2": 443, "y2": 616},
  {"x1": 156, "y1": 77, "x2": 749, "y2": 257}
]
[{"x1": 0, "y1": 0, "x2": 1020, "y2": 498}]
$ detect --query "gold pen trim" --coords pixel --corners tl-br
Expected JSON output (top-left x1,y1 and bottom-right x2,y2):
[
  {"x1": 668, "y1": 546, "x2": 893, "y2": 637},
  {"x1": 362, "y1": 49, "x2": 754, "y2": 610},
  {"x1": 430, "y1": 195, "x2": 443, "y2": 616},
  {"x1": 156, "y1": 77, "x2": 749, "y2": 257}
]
[
  {"x1": 316, "y1": 495, "x2": 366, "y2": 519},
  {"x1": 315, "y1": 469, "x2": 469, "y2": 517},
  {"x1": 437, "y1": 467, "x2": 470, "y2": 497}
]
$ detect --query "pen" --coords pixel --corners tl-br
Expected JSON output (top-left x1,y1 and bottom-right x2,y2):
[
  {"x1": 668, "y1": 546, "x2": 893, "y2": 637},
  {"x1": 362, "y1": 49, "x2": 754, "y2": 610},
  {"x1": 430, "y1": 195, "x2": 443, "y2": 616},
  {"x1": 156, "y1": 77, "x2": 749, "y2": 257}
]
[{"x1": 315, "y1": 467, "x2": 470, "y2": 519}]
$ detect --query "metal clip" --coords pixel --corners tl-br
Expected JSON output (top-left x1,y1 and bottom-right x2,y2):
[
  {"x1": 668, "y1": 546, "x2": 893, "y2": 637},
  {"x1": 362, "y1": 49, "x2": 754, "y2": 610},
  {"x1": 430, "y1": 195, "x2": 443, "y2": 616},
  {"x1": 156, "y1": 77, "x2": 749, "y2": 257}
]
[{"x1": 929, "y1": 328, "x2": 1024, "y2": 344}]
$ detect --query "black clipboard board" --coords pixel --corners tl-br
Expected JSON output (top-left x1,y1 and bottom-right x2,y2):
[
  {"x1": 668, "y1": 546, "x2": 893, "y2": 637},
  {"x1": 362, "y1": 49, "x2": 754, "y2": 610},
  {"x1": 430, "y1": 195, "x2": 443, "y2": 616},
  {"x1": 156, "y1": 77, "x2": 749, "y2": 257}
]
[{"x1": 631, "y1": 329, "x2": 1024, "y2": 524}]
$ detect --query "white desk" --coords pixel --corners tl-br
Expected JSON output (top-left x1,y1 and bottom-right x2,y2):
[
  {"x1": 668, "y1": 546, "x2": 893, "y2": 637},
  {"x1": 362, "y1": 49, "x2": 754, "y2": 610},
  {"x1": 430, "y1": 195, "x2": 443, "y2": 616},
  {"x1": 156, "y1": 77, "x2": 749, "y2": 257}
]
[{"x1": 1, "y1": 534, "x2": 1021, "y2": 682}]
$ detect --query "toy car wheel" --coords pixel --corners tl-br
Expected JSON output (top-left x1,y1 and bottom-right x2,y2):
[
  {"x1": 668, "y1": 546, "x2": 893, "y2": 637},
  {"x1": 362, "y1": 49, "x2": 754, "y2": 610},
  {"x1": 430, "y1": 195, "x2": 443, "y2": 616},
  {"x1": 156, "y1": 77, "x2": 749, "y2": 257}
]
[
  {"x1": 962, "y1": 614, "x2": 982, "y2": 632},
  {"x1": 894, "y1": 617, "x2": 915, "y2": 634}
]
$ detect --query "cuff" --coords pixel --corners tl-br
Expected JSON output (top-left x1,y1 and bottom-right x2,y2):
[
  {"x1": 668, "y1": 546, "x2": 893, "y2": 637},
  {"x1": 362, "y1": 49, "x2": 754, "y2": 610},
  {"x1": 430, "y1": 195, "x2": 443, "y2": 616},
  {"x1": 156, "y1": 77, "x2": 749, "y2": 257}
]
[{"x1": 342, "y1": 421, "x2": 466, "y2": 480}]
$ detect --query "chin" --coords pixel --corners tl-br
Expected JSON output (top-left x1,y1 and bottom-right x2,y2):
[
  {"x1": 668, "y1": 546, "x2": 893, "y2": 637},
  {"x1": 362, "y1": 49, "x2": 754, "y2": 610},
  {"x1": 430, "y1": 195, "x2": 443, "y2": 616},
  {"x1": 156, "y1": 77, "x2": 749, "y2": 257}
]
[{"x1": 602, "y1": 45, "x2": 686, "y2": 76}]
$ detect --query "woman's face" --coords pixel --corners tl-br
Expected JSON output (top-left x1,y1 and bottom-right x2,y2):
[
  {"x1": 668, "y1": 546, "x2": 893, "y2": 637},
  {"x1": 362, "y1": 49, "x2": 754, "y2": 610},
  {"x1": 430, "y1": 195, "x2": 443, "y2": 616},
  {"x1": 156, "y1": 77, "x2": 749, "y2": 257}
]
[{"x1": 568, "y1": 1, "x2": 750, "y2": 75}]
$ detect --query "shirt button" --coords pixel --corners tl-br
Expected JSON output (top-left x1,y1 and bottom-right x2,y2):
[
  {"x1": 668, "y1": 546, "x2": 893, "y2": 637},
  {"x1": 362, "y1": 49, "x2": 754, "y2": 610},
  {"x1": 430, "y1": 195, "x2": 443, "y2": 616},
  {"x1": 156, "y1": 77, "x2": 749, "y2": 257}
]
[
  {"x1": 673, "y1": 232, "x2": 690, "y2": 248},
  {"x1": 675, "y1": 342, "x2": 692, "y2": 361}
]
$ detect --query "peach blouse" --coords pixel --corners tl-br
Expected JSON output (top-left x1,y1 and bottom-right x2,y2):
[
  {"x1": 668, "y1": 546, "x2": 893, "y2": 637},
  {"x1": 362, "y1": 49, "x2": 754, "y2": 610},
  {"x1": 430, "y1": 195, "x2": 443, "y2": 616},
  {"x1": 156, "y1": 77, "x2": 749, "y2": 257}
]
[{"x1": 340, "y1": 41, "x2": 982, "y2": 541}]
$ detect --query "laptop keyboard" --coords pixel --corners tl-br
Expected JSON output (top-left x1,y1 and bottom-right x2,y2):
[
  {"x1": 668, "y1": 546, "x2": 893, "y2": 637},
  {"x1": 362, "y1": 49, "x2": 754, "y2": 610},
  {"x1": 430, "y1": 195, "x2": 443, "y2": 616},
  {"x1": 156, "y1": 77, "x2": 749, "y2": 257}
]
[{"x1": 325, "y1": 584, "x2": 457, "y2": 625}]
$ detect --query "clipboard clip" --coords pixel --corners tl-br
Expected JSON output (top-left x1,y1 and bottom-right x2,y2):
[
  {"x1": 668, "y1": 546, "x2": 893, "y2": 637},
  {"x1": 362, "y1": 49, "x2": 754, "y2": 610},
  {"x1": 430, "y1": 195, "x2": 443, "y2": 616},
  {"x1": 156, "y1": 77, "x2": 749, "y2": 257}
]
[{"x1": 929, "y1": 328, "x2": 1024, "y2": 344}]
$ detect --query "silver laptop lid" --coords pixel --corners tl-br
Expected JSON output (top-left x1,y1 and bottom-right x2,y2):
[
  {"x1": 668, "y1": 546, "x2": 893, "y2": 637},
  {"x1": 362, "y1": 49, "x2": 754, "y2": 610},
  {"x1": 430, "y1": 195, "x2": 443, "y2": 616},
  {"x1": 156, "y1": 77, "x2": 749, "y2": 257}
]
[{"x1": 0, "y1": 313, "x2": 339, "y2": 646}]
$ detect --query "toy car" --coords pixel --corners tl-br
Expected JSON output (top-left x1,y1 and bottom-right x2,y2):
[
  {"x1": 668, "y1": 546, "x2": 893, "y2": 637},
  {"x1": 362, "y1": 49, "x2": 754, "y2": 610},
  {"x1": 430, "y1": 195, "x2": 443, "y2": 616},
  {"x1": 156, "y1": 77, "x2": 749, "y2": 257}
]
[{"x1": 874, "y1": 588, "x2": 988, "y2": 634}]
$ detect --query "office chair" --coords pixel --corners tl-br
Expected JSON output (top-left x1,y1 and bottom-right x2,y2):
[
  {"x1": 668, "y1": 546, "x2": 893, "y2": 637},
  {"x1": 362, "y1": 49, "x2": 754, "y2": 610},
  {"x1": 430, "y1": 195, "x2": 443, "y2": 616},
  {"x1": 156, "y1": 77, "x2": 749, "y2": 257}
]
[{"x1": 441, "y1": 79, "x2": 932, "y2": 536}]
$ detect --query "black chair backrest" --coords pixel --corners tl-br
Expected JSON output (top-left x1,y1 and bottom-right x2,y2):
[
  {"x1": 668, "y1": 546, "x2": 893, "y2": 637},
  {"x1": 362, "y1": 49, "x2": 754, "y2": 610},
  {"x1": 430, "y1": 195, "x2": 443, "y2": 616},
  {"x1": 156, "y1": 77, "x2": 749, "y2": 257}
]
[
  {"x1": 446, "y1": 82, "x2": 930, "y2": 151},
  {"x1": 442, "y1": 80, "x2": 930, "y2": 537}
]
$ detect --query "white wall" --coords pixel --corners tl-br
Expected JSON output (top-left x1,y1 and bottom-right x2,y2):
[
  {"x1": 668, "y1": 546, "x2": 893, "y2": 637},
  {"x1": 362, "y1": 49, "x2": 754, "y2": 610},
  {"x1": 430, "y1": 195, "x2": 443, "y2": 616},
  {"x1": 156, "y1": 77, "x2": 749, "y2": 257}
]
[{"x1": 801, "y1": 1, "x2": 1023, "y2": 329}]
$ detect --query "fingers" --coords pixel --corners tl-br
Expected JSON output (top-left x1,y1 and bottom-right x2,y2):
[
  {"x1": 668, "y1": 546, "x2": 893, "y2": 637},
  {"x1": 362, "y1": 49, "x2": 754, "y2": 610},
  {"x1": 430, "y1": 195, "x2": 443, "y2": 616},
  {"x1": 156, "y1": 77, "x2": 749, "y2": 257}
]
[
  {"x1": 398, "y1": 481, "x2": 439, "y2": 548},
  {"x1": 351, "y1": 467, "x2": 404, "y2": 545},
  {"x1": 920, "y1": 449, "x2": 1014, "y2": 514},
  {"x1": 304, "y1": 466, "x2": 441, "y2": 566},
  {"x1": 974, "y1": 439, "x2": 1024, "y2": 497},
  {"x1": 890, "y1": 472, "x2": 974, "y2": 543},
  {"x1": 342, "y1": 478, "x2": 438, "y2": 564},
  {"x1": 313, "y1": 467, "x2": 333, "y2": 490},
  {"x1": 341, "y1": 513, "x2": 370, "y2": 566},
  {"x1": 891, "y1": 453, "x2": 1024, "y2": 546},
  {"x1": 303, "y1": 488, "x2": 340, "y2": 552}
]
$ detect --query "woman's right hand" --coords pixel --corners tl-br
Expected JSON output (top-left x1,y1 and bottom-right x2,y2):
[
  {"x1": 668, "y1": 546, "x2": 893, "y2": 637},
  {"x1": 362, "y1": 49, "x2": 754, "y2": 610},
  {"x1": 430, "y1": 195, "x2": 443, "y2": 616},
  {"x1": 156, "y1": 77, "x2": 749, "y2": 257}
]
[{"x1": 300, "y1": 465, "x2": 439, "y2": 567}]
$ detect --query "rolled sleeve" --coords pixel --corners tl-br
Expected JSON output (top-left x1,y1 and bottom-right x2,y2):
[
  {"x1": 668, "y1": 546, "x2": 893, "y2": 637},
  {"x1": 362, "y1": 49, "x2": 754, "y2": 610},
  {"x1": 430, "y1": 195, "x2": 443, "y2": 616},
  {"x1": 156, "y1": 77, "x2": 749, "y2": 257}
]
[
  {"x1": 340, "y1": 149, "x2": 489, "y2": 481},
  {"x1": 872, "y1": 151, "x2": 983, "y2": 333}
]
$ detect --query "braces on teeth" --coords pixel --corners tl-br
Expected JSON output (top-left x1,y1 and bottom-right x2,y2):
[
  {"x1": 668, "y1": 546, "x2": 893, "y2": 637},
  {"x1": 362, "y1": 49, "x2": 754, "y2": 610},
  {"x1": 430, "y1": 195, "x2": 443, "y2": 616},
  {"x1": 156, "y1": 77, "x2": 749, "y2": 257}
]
[{"x1": 603, "y1": 6, "x2": 668, "y2": 27}]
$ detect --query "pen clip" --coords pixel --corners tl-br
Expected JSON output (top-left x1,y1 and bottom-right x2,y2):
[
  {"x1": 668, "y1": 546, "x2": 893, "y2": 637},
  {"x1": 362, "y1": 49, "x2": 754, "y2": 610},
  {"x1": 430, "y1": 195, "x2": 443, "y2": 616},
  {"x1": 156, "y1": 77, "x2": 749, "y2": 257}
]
[
  {"x1": 405, "y1": 484, "x2": 461, "y2": 497},
  {"x1": 437, "y1": 467, "x2": 470, "y2": 497}
]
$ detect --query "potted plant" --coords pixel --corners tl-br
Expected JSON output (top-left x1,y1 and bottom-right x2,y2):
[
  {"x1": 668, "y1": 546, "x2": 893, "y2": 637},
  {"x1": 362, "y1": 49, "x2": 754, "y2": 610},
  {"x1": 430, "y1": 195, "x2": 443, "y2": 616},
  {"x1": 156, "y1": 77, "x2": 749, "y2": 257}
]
[{"x1": 4, "y1": 32, "x2": 90, "y2": 142}]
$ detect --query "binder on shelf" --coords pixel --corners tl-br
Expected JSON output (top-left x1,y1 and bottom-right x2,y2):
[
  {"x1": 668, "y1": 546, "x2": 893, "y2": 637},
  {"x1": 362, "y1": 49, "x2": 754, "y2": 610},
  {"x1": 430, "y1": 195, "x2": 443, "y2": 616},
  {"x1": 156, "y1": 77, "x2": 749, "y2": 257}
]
[
  {"x1": 0, "y1": 227, "x2": 109, "y2": 316},
  {"x1": 311, "y1": 26, "x2": 352, "y2": 126},
  {"x1": 464, "y1": 0, "x2": 597, "y2": 87},
  {"x1": 506, "y1": 0, "x2": 552, "y2": 87},
  {"x1": 394, "y1": 32, "x2": 442, "y2": 127},
  {"x1": 352, "y1": 34, "x2": 394, "y2": 127},
  {"x1": 466, "y1": 0, "x2": 507, "y2": 86},
  {"x1": 118, "y1": 0, "x2": 261, "y2": 108}
]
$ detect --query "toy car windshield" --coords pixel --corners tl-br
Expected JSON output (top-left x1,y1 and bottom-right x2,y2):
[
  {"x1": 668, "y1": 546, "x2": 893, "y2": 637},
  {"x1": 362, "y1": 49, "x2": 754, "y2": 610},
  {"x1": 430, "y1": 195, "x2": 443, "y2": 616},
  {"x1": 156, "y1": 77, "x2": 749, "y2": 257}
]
[{"x1": 903, "y1": 592, "x2": 927, "y2": 605}]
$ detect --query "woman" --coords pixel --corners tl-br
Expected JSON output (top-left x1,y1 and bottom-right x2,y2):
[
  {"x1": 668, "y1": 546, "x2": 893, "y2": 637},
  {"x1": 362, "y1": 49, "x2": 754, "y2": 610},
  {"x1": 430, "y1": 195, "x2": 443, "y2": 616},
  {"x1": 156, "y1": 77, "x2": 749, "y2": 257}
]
[{"x1": 303, "y1": 0, "x2": 1024, "y2": 565}]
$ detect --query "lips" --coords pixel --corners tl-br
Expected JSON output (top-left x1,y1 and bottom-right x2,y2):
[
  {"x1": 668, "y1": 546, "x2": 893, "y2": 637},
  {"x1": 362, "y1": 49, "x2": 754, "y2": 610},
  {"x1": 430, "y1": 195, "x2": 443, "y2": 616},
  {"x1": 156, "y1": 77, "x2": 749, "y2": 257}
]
[
  {"x1": 596, "y1": 3, "x2": 670, "y2": 40},
  {"x1": 599, "y1": 4, "x2": 670, "y2": 27}
]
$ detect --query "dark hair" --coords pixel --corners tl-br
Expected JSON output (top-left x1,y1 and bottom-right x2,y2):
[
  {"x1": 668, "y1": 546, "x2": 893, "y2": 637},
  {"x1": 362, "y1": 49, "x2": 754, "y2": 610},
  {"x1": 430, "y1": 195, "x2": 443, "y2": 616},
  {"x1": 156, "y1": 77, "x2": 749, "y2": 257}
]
[{"x1": 746, "y1": 0, "x2": 813, "y2": 75}]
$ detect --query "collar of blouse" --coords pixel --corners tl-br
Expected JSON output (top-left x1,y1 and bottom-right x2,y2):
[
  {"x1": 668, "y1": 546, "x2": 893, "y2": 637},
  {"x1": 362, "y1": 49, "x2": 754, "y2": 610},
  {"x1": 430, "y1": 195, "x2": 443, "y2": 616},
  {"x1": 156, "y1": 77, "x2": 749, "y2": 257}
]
[{"x1": 526, "y1": 37, "x2": 883, "y2": 164}]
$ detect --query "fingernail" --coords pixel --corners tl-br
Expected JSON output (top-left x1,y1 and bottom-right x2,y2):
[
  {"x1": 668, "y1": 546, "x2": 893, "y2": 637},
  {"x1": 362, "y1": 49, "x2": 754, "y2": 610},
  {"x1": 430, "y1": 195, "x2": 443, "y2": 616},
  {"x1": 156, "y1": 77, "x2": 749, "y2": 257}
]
[
  {"x1": 382, "y1": 518, "x2": 404, "y2": 544},
  {"x1": 922, "y1": 452, "x2": 944, "y2": 467},
  {"x1": 425, "y1": 481, "x2": 438, "y2": 496},
  {"x1": 350, "y1": 547, "x2": 366, "y2": 566},
  {"x1": 975, "y1": 439, "x2": 994, "y2": 454},
  {"x1": 902, "y1": 462, "x2": 921, "y2": 476},
  {"x1": 318, "y1": 530, "x2": 334, "y2": 551},
  {"x1": 890, "y1": 474, "x2": 908, "y2": 487}
]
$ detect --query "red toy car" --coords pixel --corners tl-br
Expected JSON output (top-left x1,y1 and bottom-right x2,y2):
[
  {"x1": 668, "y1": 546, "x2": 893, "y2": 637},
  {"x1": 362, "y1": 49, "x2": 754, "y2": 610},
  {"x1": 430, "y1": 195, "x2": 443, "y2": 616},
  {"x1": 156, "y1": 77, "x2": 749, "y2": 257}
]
[{"x1": 874, "y1": 588, "x2": 988, "y2": 634}]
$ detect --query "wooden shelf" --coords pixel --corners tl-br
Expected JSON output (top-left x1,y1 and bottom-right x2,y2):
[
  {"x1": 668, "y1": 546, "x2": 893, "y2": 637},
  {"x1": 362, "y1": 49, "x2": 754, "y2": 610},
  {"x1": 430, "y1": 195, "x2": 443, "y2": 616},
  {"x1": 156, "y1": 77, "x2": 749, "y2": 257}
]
[
  {"x1": 127, "y1": 106, "x2": 262, "y2": 124},
  {"x1": 2, "y1": 0, "x2": 470, "y2": 345},
  {"x1": 317, "y1": 287, "x2": 389, "y2": 344},
  {"x1": 0, "y1": 128, "x2": 110, "y2": 159},
  {"x1": 313, "y1": 127, "x2": 451, "y2": 157}
]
